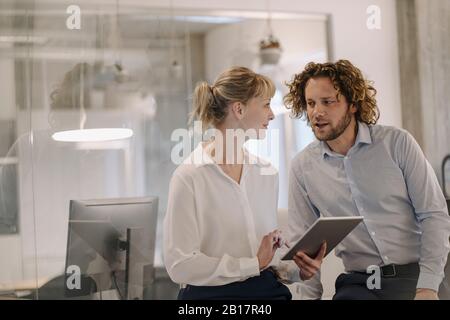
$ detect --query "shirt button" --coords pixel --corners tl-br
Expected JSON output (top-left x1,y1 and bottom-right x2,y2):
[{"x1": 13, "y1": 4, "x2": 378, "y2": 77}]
[
  {"x1": 371, "y1": 231, "x2": 376, "y2": 236},
  {"x1": 384, "y1": 256, "x2": 389, "y2": 260}
]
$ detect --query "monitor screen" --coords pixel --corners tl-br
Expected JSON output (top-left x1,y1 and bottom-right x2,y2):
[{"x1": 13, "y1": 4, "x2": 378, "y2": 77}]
[{"x1": 64, "y1": 197, "x2": 158, "y2": 299}]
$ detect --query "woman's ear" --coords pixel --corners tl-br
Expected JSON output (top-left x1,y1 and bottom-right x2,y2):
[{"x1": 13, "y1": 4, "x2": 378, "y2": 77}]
[{"x1": 231, "y1": 101, "x2": 245, "y2": 119}]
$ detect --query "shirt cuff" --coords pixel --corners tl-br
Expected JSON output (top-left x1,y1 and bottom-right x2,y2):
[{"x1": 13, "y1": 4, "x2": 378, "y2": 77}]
[
  {"x1": 239, "y1": 256, "x2": 260, "y2": 278},
  {"x1": 416, "y1": 271, "x2": 444, "y2": 291}
]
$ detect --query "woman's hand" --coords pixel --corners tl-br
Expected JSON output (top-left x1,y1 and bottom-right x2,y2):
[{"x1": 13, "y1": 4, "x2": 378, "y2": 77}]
[{"x1": 257, "y1": 230, "x2": 285, "y2": 271}]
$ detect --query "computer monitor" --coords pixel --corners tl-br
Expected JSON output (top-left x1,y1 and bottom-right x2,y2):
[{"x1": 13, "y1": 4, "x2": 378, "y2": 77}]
[{"x1": 64, "y1": 197, "x2": 158, "y2": 300}]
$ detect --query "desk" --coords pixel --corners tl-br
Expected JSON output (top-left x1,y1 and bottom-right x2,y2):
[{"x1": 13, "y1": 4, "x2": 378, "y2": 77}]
[
  {"x1": 0, "y1": 277, "x2": 51, "y2": 299},
  {"x1": 0, "y1": 277, "x2": 51, "y2": 292}
]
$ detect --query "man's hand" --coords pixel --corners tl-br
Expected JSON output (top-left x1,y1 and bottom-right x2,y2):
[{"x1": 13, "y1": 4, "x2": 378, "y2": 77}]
[
  {"x1": 293, "y1": 242, "x2": 327, "y2": 281},
  {"x1": 414, "y1": 288, "x2": 439, "y2": 300}
]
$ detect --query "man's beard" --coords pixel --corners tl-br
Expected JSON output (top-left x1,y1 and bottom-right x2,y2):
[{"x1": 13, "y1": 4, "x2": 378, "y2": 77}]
[{"x1": 312, "y1": 111, "x2": 352, "y2": 141}]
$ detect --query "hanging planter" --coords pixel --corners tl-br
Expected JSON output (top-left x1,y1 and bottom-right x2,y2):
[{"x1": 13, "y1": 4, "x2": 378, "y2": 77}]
[{"x1": 259, "y1": 32, "x2": 282, "y2": 65}]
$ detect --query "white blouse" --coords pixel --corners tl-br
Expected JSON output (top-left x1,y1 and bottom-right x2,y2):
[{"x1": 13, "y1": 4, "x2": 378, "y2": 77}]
[{"x1": 163, "y1": 142, "x2": 298, "y2": 286}]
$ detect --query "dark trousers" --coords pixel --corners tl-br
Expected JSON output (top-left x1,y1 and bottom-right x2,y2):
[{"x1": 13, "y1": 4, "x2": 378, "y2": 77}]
[
  {"x1": 333, "y1": 263, "x2": 420, "y2": 300},
  {"x1": 178, "y1": 269, "x2": 292, "y2": 300}
]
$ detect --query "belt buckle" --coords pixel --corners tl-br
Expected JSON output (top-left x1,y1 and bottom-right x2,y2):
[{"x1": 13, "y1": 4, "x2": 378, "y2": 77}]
[{"x1": 381, "y1": 264, "x2": 396, "y2": 277}]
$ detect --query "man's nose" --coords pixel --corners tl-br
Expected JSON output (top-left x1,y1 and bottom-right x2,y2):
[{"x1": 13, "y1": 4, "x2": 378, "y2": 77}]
[{"x1": 312, "y1": 104, "x2": 326, "y2": 118}]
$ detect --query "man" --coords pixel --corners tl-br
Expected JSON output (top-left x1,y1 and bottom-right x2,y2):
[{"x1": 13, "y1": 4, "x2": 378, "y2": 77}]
[{"x1": 283, "y1": 59, "x2": 450, "y2": 300}]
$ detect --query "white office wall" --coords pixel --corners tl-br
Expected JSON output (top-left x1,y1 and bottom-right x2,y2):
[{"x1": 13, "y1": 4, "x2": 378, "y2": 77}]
[{"x1": 204, "y1": 19, "x2": 328, "y2": 83}]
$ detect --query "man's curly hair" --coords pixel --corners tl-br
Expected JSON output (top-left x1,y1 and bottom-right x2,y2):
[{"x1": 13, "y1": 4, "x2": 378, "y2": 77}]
[{"x1": 283, "y1": 60, "x2": 379, "y2": 125}]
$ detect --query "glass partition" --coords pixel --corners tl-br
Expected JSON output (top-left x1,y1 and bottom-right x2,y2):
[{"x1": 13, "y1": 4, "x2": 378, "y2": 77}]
[{"x1": 0, "y1": 0, "x2": 329, "y2": 299}]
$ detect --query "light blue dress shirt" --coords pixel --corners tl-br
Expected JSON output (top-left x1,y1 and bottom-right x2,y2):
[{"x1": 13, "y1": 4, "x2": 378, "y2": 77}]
[{"x1": 288, "y1": 121, "x2": 450, "y2": 292}]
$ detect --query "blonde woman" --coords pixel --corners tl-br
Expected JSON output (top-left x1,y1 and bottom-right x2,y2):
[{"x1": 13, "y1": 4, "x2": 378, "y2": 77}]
[{"x1": 163, "y1": 67, "x2": 323, "y2": 300}]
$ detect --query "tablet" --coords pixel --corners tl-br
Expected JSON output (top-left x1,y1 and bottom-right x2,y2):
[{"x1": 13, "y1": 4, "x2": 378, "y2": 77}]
[{"x1": 281, "y1": 216, "x2": 363, "y2": 260}]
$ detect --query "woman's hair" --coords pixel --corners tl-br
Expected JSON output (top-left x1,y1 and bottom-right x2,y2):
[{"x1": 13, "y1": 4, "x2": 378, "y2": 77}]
[
  {"x1": 191, "y1": 66, "x2": 275, "y2": 128},
  {"x1": 283, "y1": 59, "x2": 379, "y2": 125},
  {"x1": 50, "y1": 62, "x2": 93, "y2": 110}
]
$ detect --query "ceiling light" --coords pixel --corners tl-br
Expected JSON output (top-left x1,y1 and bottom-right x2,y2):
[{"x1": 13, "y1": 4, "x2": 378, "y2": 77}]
[{"x1": 52, "y1": 128, "x2": 133, "y2": 142}]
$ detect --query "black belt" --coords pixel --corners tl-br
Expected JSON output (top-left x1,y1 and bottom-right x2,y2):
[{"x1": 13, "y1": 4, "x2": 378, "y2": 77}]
[{"x1": 353, "y1": 263, "x2": 419, "y2": 278}]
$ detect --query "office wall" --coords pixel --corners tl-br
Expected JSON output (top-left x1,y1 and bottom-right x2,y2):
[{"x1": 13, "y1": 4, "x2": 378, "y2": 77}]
[
  {"x1": 397, "y1": 0, "x2": 450, "y2": 186},
  {"x1": 204, "y1": 19, "x2": 328, "y2": 83}
]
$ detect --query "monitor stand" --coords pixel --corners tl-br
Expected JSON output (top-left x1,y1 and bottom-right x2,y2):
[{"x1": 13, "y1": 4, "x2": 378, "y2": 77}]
[{"x1": 122, "y1": 227, "x2": 154, "y2": 300}]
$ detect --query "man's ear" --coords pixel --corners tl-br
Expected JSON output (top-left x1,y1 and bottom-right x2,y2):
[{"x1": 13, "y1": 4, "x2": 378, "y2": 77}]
[{"x1": 349, "y1": 103, "x2": 357, "y2": 114}]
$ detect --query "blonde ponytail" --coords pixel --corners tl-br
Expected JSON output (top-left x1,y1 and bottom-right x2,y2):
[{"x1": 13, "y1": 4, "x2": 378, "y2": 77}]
[{"x1": 191, "y1": 82, "x2": 227, "y2": 128}]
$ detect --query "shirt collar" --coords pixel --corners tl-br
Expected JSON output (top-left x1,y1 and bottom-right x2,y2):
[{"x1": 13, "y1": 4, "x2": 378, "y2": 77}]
[{"x1": 320, "y1": 121, "x2": 372, "y2": 158}]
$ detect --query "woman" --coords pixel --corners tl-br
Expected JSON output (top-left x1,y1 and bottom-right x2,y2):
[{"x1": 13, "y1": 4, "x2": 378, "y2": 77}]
[{"x1": 163, "y1": 67, "x2": 315, "y2": 300}]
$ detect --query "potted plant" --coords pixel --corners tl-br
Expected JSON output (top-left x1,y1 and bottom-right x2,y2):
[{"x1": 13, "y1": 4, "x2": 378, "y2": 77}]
[{"x1": 259, "y1": 34, "x2": 282, "y2": 65}]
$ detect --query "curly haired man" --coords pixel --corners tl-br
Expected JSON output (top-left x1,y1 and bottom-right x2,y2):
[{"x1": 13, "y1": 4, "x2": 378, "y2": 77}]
[{"x1": 284, "y1": 60, "x2": 450, "y2": 300}]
